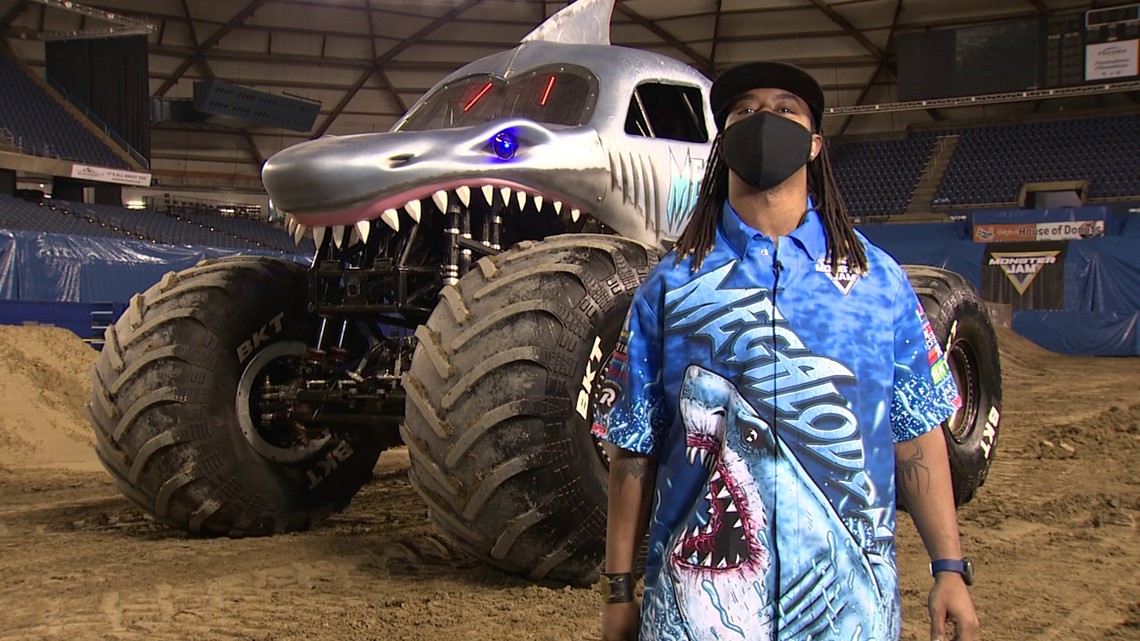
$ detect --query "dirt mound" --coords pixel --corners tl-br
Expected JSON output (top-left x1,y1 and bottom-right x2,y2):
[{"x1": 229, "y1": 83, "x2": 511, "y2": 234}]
[
  {"x1": 0, "y1": 324, "x2": 99, "y2": 471},
  {"x1": 994, "y1": 325, "x2": 1062, "y2": 377}
]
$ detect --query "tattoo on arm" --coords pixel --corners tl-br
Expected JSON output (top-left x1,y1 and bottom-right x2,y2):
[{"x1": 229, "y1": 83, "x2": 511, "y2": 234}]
[
  {"x1": 614, "y1": 456, "x2": 651, "y2": 485},
  {"x1": 896, "y1": 441, "x2": 931, "y2": 499}
]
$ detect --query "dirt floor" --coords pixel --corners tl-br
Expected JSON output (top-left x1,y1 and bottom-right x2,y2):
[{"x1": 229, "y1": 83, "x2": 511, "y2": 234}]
[{"x1": 0, "y1": 323, "x2": 1138, "y2": 641}]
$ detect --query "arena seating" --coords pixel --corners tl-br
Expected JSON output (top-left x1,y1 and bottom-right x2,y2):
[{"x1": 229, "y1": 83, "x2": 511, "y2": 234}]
[
  {"x1": 0, "y1": 194, "x2": 312, "y2": 253},
  {"x1": 831, "y1": 133, "x2": 936, "y2": 219},
  {"x1": 933, "y1": 114, "x2": 1140, "y2": 206},
  {"x1": 830, "y1": 114, "x2": 1140, "y2": 216},
  {"x1": 0, "y1": 194, "x2": 121, "y2": 238},
  {"x1": 0, "y1": 55, "x2": 129, "y2": 169}
]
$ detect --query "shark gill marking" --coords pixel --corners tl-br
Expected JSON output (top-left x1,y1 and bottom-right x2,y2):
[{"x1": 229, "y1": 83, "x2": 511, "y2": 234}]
[
  {"x1": 666, "y1": 146, "x2": 703, "y2": 235},
  {"x1": 605, "y1": 143, "x2": 663, "y2": 229}
]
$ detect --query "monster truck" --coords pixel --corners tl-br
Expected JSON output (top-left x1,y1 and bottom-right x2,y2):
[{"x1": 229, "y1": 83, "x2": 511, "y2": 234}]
[{"x1": 87, "y1": 0, "x2": 1001, "y2": 586}]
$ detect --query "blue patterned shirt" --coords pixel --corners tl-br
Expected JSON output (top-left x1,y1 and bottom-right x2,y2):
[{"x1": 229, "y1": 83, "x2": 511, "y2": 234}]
[{"x1": 592, "y1": 200, "x2": 961, "y2": 641}]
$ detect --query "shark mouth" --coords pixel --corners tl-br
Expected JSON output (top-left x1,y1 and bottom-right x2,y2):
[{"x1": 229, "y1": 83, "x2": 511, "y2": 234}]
[
  {"x1": 279, "y1": 180, "x2": 592, "y2": 249},
  {"x1": 672, "y1": 441, "x2": 763, "y2": 572}
]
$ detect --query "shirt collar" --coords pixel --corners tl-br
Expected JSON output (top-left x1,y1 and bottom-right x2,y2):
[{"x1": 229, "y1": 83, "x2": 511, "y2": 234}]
[{"x1": 719, "y1": 197, "x2": 827, "y2": 261}]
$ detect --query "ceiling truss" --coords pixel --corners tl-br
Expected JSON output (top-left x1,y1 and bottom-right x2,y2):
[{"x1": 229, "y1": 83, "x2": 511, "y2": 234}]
[{"x1": 0, "y1": 0, "x2": 1122, "y2": 191}]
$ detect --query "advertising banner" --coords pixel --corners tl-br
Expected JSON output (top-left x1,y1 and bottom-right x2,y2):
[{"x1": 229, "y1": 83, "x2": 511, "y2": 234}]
[
  {"x1": 973, "y1": 220, "x2": 1105, "y2": 243},
  {"x1": 982, "y1": 241, "x2": 1067, "y2": 310},
  {"x1": 1085, "y1": 39, "x2": 1139, "y2": 80},
  {"x1": 70, "y1": 164, "x2": 152, "y2": 187}
]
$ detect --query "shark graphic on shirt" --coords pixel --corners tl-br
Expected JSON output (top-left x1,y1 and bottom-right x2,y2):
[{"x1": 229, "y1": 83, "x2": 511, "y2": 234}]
[{"x1": 664, "y1": 365, "x2": 898, "y2": 641}]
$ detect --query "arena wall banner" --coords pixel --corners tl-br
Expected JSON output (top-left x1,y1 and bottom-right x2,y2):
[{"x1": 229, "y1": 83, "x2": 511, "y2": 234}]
[
  {"x1": 973, "y1": 219, "x2": 1105, "y2": 243},
  {"x1": 982, "y1": 241, "x2": 1067, "y2": 310},
  {"x1": 69, "y1": 164, "x2": 152, "y2": 187},
  {"x1": 1084, "y1": 39, "x2": 1139, "y2": 81},
  {"x1": 973, "y1": 204, "x2": 1108, "y2": 223}
]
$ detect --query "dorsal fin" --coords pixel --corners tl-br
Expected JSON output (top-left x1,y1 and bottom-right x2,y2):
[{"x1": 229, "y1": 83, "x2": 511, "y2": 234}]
[{"x1": 521, "y1": 0, "x2": 615, "y2": 46}]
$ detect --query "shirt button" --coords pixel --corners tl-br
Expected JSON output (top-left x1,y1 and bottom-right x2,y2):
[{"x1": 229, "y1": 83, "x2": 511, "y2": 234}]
[{"x1": 760, "y1": 248, "x2": 769, "y2": 256}]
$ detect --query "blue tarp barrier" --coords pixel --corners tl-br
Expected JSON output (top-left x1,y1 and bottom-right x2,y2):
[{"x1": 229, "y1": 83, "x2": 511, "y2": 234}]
[
  {"x1": 1012, "y1": 311, "x2": 1139, "y2": 357},
  {"x1": 4, "y1": 215, "x2": 1139, "y2": 356},
  {"x1": 1064, "y1": 237, "x2": 1140, "y2": 313},
  {"x1": 857, "y1": 222, "x2": 985, "y2": 290},
  {"x1": 1118, "y1": 213, "x2": 1140, "y2": 237},
  {"x1": 0, "y1": 229, "x2": 308, "y2": 303},
  {"x1": 859, "y1": 212, "x2": 1140, "y2": 356}
]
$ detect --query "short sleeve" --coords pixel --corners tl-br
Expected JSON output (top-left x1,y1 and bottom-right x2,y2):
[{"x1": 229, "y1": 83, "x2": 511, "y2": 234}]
[
  {"x1": 889, "y1": 281, "x2": 962, "y2": 443},
  {"x1": 591, "y1": 289, "x2": 669, "y2": 455}
]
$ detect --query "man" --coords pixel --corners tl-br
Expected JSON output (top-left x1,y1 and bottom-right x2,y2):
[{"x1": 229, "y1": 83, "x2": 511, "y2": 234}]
[{"x1": 593, "y1": 61, "x2": 979, "y2": 641}]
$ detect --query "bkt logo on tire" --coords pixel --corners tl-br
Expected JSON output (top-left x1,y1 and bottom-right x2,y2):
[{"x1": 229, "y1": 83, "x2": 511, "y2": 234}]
[
  {"x1": 306, "y1": 441, "x2": 355, "y2": 490},
  {"x1": 237, "y1": 312, "x2": 285, "y2": 363},
  {"x1": 576, "y1": 336, "x2": 605, "y2": 420}
]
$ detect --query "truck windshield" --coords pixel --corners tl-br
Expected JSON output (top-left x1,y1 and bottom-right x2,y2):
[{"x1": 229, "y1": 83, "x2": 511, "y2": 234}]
[{"x1": 399, "y1": 68, "x2": 596, "y2": 131}]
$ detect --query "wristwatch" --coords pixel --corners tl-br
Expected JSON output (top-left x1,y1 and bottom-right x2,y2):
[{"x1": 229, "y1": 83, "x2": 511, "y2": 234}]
[{"x1": 930, "y1": 557, "x2": 974, "y2": 586}]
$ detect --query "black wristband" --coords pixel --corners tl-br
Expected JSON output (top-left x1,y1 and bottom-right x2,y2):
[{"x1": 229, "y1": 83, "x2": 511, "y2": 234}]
[{"x1": 601, "y1": 572, "x2": 633, "y2": 604}]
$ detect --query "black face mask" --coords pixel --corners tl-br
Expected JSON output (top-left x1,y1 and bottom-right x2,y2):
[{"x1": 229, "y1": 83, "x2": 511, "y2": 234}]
[{"x1": 720, "y1": 112, "x2": 814, "y2": 191}]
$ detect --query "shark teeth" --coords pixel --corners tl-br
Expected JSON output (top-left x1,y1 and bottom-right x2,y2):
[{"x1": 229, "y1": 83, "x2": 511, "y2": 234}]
[
  {"x1": 356, "y1": 219, "x2": 374, "y2": 242},
  {"x1": 431, "y1": 190, "x2": 448, "y2": 212},
  {"x1": 405, "y1": 199, "x2": 421, "y2": 223},
  {"x1": 380, "y1": 209, "x2": 400, "y2": 232},
  {"x1": 685, "y1": 446, "x2": 711, "y2": 468},
  {"x1": 298, "y1": 187, "x2": 588, "y2": 253}
]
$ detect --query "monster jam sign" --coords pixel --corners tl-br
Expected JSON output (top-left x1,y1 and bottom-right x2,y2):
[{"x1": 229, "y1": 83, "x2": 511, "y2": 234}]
[{"x1": 982, "y1": 241, "x2": 1067, "y2": 310}]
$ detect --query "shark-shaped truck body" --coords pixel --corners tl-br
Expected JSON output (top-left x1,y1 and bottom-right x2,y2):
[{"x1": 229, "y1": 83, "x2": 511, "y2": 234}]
[{"x1": 88, "y1": 0, "x2": 1001, "y2": 589}]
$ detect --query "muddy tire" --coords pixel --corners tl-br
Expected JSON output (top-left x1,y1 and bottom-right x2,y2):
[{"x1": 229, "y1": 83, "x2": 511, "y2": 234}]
[
  {"x1": 88, "y1": 256, "x2": 384, "y2": 536},
  {"x1": 402, "y1": 234, "x2": 659, "y2": 586},
  {"x1": 905, "y1": 265, "x2": 1002, "y2": 506}
]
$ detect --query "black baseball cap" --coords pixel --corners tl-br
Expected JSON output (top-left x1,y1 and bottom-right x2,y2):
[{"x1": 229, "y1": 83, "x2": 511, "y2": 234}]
[{"x1": 710, "y1": 61, "x2": 825, "y2": 131}]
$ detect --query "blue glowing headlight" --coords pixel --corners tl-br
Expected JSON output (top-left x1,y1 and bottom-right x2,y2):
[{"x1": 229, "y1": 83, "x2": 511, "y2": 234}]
[{"x1": 491, "y1": 131, "x2": 518, "y2": 160}]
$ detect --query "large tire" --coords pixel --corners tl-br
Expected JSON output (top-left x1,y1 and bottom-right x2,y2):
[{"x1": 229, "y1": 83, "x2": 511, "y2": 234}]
[
  {"x1": 89, "y1": 256, "x2": 385, "y2": 536},
  {"x1": 905, "y1": 265, "x2": 1002, "y2": 506},
  {"x1": 402, "y1": 234, "x2": 659, "y2": 585}
]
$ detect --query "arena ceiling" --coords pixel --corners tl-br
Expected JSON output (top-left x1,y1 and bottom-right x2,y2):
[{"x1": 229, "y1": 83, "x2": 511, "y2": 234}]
[{"x1": 0, "y1": 0, "x2": 1129, "y2": 192}]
